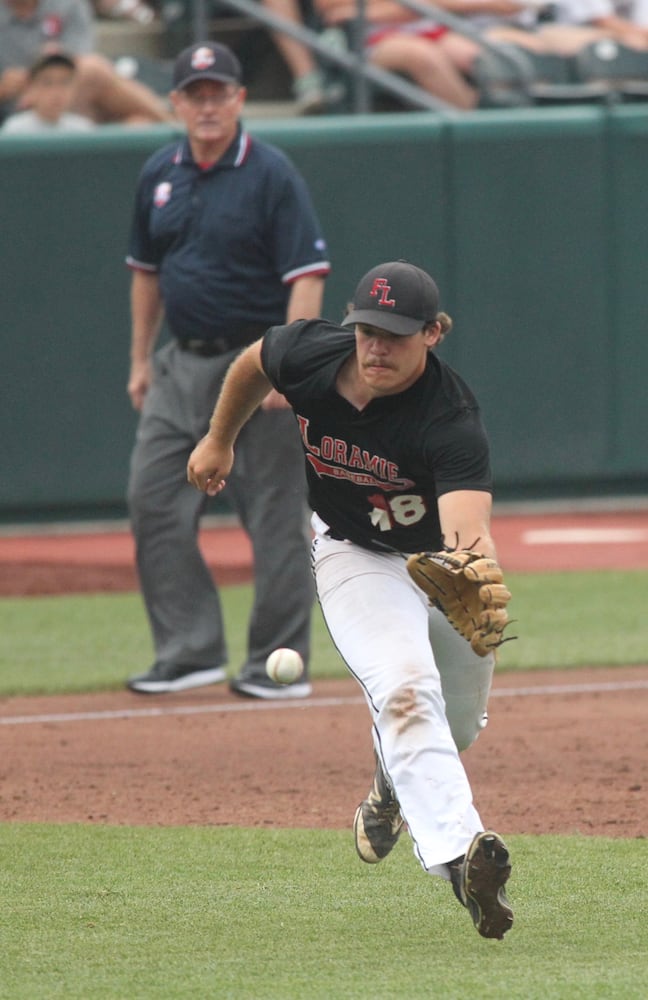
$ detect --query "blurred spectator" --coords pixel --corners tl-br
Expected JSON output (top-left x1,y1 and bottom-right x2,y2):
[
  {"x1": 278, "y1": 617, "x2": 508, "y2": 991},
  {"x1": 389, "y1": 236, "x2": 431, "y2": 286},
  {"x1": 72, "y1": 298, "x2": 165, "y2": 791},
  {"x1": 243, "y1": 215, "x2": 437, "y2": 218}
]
[
  {"x1": 313, "y1": 0, "x2": 623, "y2": 84},
  {"x1": 1, "y1": 51, "x2": 95, "y2": 131},
  {"x1": 314, "y1": 0, "x2": 481, "y2": 108},
  {"x1": 0, "y1": 0, "x2": 172, "y2": 124},
  {"x1": 468, "y1": 0, "x2": 648, "y2": 55},
  {"x1": 262, "y1": 0, "x2": 345, "y2": 112},
  {"x1": 537, "y1": 0, "x2": 648, "y2": 48},
  {"x1": 381, "y1": 0, "x2": 617, "y2": 60},
  {"x1": 479, "y1": 0, "x2": 606, "y2": 54},
  {"x1": 94, "y1": 0, "x2": 156, "y2": 24}
]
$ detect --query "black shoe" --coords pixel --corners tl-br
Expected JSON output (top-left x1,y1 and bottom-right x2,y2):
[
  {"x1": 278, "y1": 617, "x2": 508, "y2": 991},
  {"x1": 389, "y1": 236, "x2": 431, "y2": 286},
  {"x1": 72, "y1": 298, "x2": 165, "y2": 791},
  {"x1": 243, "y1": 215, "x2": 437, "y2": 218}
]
[
  {"x1": 353, "y1": 755, "x2": 404, "y2": 864},
  {"x1": 126, "y1": 663, "x2": 227, "y2": 694},
  {"x1": 229, "y1": 676, "x2": 312, "y2": 700},
  {"x1": 449, "y1": 831, "x2": 513, "y2": 940}
]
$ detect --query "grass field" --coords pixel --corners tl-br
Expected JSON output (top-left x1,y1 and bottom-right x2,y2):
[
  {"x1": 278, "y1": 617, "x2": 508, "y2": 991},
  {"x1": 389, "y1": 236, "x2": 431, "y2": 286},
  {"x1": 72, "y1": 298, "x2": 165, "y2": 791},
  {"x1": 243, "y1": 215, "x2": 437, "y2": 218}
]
[
  {"x1": 1, "y1": 570, "x2": 648, "y2": 696},
  {"x1": 0, "y1": 826, "x2": 645, "y2": 999},
  {"x1": 1, "y1": 571, "x2": 646, "y2": 998}
]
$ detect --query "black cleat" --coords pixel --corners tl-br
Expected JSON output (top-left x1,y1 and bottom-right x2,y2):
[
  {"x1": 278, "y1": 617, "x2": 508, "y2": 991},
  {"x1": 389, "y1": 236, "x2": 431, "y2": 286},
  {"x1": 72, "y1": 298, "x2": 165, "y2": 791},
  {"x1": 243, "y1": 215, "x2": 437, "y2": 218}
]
[
  {"x1": 450, "y1": 831, "x2": 514, "y2": 940},
  {"x1": 353, "y1": 756, "x2": 404, "y2": 864}
]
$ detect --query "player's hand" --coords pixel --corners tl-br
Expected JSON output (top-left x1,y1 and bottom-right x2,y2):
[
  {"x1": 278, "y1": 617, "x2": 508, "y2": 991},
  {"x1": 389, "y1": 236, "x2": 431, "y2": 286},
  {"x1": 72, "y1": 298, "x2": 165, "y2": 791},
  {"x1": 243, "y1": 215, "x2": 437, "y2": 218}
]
[
  {"x1": 187, "y1": 435, "x2": 233, "y2": 495},
  {"x1": 261, "y1": 388, "x2": 290, "y2": 410},
  {"x1": 127, "y1": 359, "x2": 152, "y2": 411}
]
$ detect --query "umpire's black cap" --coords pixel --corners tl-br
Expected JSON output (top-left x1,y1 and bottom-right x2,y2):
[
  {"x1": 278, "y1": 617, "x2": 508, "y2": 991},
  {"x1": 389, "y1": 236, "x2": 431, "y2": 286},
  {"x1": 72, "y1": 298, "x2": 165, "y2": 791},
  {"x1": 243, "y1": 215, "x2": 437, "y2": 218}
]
[
  {"x1": 173, "y1": 42, "x2": 242, "y2": 91},
  {"x1": 342, "y1": 260, "x2": 439, "y2": 336}
]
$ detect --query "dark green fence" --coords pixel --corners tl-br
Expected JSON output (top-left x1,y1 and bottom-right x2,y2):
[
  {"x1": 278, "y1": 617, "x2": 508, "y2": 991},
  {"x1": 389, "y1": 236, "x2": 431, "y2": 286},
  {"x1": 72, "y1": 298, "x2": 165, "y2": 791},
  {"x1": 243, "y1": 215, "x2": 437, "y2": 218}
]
[{"x1": 2, "y1": 106, "x2": 647, "y2": 522}]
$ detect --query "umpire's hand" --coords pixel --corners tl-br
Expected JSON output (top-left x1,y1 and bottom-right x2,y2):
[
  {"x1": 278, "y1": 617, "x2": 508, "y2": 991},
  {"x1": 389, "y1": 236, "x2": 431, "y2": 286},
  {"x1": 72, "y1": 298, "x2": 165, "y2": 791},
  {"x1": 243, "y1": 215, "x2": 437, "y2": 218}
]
[{"x1": 127, "y1": 359, "x2": 153, "y2": 411}]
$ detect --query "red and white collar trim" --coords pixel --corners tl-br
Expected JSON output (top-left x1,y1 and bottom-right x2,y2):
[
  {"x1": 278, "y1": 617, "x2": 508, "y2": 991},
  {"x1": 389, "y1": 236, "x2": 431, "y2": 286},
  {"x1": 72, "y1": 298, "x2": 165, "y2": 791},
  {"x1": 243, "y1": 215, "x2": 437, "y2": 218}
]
[{"x1": 234, "y1": 130, "x2": 251, "y2": 166}]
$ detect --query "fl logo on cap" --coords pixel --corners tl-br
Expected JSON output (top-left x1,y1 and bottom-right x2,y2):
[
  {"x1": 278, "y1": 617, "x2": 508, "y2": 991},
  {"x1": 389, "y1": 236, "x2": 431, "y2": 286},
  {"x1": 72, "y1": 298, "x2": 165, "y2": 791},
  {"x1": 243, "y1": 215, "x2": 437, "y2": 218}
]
[{"x1": 370, "y1": 278, "x2": 396, "y2": 308}]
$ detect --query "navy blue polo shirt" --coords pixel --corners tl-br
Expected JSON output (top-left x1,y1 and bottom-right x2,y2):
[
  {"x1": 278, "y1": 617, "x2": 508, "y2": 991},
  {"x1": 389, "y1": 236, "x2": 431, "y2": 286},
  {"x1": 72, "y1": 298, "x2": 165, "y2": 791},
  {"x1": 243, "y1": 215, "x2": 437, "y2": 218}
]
[{"x1": 126, "y1": 125, "x2": 331, "y2": 343}]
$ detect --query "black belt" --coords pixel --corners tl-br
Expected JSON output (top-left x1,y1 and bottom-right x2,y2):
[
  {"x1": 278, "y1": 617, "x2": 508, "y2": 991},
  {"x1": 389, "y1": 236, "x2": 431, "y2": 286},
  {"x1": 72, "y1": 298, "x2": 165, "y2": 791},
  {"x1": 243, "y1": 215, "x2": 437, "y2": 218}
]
[
  {"x1": 176, "y1": 324, "x2": 268, "y2": 358},
  {"x1": 177, "y1": 338, "x2": 231, "y2": 357}
]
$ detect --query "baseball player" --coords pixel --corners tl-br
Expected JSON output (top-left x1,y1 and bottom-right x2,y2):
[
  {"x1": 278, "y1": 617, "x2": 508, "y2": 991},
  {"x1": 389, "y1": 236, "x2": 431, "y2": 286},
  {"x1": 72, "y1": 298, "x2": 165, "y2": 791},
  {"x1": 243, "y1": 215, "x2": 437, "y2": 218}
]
[{"x1": 187, "y1": 260, "x2": 514, "y2": 940}]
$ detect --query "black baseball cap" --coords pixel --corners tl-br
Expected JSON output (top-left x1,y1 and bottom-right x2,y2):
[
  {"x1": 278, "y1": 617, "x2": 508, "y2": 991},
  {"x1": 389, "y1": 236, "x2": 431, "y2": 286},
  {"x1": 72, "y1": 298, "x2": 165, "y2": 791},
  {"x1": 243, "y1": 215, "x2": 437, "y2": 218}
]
[
  {"x1": 29, "y1": 52, "x2": 76, "y2": 78},
  {"x1": 342, "y1": 261, "x2": 439, "y2": 336},
  {"x1": 172, "y1": 42, "x2": 242, "y2": 91}
]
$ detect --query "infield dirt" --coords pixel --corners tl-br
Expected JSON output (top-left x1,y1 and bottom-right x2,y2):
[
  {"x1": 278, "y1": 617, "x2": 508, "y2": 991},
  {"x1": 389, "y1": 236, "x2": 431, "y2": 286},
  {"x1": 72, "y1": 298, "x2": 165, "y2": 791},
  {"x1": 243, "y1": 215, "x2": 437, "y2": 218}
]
[{"x1": 1, "y1": 511, "x2": 646, "y2": 838}]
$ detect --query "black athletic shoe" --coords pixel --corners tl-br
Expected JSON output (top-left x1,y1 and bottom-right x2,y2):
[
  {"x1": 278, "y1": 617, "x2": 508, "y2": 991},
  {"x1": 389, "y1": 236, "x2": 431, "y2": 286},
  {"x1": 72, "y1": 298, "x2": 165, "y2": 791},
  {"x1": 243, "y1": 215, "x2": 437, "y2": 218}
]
[
  {"x1": 126, "y1": 664, "x2": 227, "y2": 694},
  {"x1": 449, "y1": 831, "x2": 514, "y2": 940},
  {"x1": 229, "y1": 676, "x2": 312, "y2": 700},
  {"x1": 353, "y1": 756, "x2": 404, "y2": 864}
]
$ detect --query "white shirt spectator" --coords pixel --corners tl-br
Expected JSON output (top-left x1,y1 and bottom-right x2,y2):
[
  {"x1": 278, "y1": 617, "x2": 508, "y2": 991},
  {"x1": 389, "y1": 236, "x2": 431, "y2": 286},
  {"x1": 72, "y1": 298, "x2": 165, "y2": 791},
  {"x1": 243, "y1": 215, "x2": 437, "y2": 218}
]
[
  {"x1": 551, "y1": 0, "x2": 615, "y2": 23},
  {"x1": 551, "y1": 0, "x2": 648, "y2": 23},
  {"x1": 617, "y1": 0, "x2": 648, "y2": 24},
  {"x1": 2, "y1": 108, "x2": 94, "y2": 131}
]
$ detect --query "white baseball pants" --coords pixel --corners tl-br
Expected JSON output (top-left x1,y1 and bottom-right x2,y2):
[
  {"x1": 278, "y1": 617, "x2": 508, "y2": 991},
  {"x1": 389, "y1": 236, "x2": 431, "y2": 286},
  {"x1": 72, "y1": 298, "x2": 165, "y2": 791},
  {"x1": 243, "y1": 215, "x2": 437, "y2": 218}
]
[{"x1": 311, "y1": 514, "x2": 494, "y2": 877}]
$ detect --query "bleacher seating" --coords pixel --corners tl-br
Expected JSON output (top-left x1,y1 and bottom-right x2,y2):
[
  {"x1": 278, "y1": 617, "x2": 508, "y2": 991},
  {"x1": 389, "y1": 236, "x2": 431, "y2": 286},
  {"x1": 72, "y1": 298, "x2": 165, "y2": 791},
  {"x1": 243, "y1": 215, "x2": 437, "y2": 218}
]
[
  {"x1": 96, "y1": 5, "x2": 648, "y2": 115},
  {"x1": 96, "y1": 6, "x2": 300, "y2": 116},
  {"x1": 574, "y1": 40, "x2": 648, "y2": 102}
]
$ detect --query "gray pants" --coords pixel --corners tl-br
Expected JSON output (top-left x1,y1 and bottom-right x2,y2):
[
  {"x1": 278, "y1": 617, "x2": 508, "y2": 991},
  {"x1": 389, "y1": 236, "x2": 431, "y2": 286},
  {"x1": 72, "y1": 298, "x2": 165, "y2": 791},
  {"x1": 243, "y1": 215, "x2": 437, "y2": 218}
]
[{"x1": 127, "y1": 341, "x2": 314, "y2": 679}]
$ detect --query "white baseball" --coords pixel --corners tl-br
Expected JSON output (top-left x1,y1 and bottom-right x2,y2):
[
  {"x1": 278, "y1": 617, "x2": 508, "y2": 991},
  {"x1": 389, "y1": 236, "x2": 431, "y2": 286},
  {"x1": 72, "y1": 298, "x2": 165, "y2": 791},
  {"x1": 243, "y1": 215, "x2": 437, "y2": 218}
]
[{"x1": 265, "y1": 648, "x2": 304, "y2": 685}]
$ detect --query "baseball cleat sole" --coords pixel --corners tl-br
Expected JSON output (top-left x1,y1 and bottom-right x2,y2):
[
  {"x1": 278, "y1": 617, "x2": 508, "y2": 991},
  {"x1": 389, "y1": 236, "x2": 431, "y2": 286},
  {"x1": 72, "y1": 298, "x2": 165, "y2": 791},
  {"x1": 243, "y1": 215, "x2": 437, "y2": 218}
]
[
  {"x1": 461, "y1": 831, "x2": 513, "y2": 940},
  {"x1": 354, "y1": 804, "x2": 380, "y2": 864},
  {"x1": 353, "y1": 758, "x2": 404, "y2": 864}
]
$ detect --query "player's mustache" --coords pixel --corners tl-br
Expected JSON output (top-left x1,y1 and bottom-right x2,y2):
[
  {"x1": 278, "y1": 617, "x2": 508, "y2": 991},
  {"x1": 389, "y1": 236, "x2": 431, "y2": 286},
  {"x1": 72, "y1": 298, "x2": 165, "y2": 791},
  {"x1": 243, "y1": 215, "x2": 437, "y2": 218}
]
[{"x1": 363, "y1": 358, "x2": 395, "y2": 370}]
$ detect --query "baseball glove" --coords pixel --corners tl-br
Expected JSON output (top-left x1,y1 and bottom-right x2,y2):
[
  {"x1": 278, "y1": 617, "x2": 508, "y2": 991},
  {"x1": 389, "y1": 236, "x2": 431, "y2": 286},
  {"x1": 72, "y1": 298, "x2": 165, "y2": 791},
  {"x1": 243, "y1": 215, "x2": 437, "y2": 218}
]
[{"x1": 406, "y1": 548, "x2": 512, "y2": 656}]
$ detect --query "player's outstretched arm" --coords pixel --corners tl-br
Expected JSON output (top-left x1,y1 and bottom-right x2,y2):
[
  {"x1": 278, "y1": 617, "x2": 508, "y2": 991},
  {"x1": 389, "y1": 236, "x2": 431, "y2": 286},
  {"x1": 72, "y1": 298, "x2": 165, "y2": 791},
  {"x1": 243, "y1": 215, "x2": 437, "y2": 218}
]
[
  {"x1": 187, "y1": 340, "x2": 272, "y2": 495},
  {"x1": 437, "y1": 490, "x2": 496, "y2": 558}
]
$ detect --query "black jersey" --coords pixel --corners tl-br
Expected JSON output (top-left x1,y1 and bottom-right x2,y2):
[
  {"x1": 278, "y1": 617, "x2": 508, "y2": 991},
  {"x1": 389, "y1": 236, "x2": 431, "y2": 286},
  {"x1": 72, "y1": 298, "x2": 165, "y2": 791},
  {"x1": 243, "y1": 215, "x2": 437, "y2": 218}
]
[{"x1": 261, "y1": 319, "x2": 492, "y2": 553}]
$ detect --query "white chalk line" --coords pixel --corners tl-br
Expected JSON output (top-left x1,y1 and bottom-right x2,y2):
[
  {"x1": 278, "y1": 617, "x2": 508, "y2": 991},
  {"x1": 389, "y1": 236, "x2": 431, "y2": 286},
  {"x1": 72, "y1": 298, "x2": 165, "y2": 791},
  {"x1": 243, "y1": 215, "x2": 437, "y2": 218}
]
[
  {"x1": 0, "y1": 679, "x2": 646, "y2": 727},
  {"x1": 0, "y1": 696, "x2": 361, "y2": 727},
  {"x1": 523, "y1": 527, "x2": 648, "y2": 545}
]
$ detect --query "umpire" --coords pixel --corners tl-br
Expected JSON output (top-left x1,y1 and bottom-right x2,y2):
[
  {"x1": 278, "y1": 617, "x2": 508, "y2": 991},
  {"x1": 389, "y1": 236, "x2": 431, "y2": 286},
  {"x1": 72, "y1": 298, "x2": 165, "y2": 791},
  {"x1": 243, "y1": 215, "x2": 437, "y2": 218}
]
[{"x1": 125, "y1": 41, "x2": 330, "y2": 698}]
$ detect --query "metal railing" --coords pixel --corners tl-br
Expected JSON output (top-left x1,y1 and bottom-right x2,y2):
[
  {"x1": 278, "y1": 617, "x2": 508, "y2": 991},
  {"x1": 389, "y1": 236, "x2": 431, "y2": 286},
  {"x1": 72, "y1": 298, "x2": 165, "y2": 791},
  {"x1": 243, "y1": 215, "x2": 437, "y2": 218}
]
[{"x1": 186, "y1": 0, "x2": 537, "y2": 112}]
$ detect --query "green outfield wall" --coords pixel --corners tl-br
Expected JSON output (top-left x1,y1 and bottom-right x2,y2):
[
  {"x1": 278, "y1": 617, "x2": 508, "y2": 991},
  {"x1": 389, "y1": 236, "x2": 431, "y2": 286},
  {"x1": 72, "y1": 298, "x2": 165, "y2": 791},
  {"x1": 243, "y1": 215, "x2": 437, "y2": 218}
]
[{"x1": 2, "y1": 106, "x2": 647, "y2": 522}]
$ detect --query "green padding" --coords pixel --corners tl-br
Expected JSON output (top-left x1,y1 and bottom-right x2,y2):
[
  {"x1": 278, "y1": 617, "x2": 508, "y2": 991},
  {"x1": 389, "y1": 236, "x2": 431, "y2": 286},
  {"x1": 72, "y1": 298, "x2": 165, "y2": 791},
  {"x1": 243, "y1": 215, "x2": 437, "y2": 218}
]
[
  {"x1": 607, "y1": 107, "x2": 648, "y2": 475},
  {"x1": 1, "y1": 107, "x2": 647, "y2": 519},
  {"x1": 441, "y1": 108, "x2": 610, "y2": 485},
  {"x1": 247, "y1": 113, "x2": 449, "y2": 323}
]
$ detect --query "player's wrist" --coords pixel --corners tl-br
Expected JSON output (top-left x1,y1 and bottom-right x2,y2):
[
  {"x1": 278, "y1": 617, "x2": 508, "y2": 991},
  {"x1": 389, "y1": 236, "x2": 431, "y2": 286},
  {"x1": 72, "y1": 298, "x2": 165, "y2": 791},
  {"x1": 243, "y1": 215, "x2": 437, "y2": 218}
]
[{"x1": 205, "y1": 420, "x2": 232, "y2": 449}]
